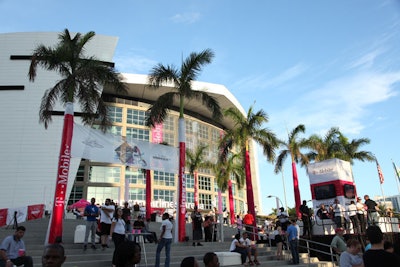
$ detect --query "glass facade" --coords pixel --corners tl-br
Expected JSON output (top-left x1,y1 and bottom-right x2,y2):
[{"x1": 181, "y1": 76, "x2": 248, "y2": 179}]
[{"x1": 71, "y1": 98, "x2": 247, "y2": 212}]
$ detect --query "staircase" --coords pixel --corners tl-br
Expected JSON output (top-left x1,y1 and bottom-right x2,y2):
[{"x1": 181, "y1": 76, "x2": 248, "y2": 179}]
[{"x1": 0, "y1": 219, "x2": 336, "y2": 267}]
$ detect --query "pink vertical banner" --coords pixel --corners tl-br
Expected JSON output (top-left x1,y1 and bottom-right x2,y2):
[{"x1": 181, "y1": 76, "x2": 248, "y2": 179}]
[
  {"x1": 151, "y1": 123, "x2": 163, "y2": 143},
  {"x1": 194, "y1": 172, "x2": 199, "y2": 207},
  {"x1": 145, "y1": 170, "x2": 152, "y2": 219},
  {"x1": 218, "y1": 190, "x2": 223, "y2": 214},
  {"x1": 292, "y1": 162, "x2": 302, "y2": 219},
  {"x1": 228, "y1": 180, "x2": 235, "y2": 225}
]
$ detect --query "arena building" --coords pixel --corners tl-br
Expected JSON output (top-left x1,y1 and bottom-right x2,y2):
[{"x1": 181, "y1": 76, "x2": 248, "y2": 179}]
[{"x1": 0, "y1": 32, "x2": 261, "y2": 220}]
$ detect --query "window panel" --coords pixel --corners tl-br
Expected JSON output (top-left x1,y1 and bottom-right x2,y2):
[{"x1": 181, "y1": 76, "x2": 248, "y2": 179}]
[
  {"x1": 153, "y1": 189, "x2": 175, "y2": 202},
  {"x1": 199, "y1": 176, "x2": 211, "y2": 190},
  {"x1": 128, "y1": 188, "x2": 145, "y2": 201},
  {"x1": 108, "y1": 106, "x2": 123, "y2": 123},
  {"x1": 89, "y1": 166, "x2": 121, "y2": 183},
  {"x1": 199, "y1": 193, "x2": 212, "y2": 210},
  {"x1": 125, "y1": 169, "x2": 146, "y2": 185},
  {"x1": 87, "y1": 186, "x2": 120, "y2": 205},
  {"x1": 154, "y1": 171, "x2": 175, "y2": 186},
  {"x1": 127, "y1": 109, "x2": 147, "y2": 126},
  {"x1": 126, "y1": 127, "x2": 149, "y2": 141}
]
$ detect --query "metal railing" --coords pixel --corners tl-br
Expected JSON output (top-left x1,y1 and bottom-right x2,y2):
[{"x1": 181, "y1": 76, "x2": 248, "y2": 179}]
[{"x1": 298, "y1": 237, "x2": 338, "y2": 266}]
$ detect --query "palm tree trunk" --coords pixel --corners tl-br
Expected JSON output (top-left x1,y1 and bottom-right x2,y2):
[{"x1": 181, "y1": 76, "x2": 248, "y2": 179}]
[
  {"x1": 244, "y1": 145, "x2": 257, "y2": 240},
  {"x1": 47, "y1": 102, "x2": 74, "y2": 244},
  {"x1": 145, "y1": 169, "x2": 152, "y2": 219},
  {"x1": 194, "y1": 171, "x2": 199, "y2": 207},
  {"x1": 177, "y1": 117, "x2": 187, "y2": 242},
  {"x1": 228, "y1": 180, "x2": 235, "y2": 225},
  {"x1": 292, "y1": 162, "x2": 302, "y2": 218}
]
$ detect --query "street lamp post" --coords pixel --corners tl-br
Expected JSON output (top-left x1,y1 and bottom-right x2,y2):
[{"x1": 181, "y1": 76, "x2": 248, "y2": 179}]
[{"x1": 267, "y1": 195, "x2": 284, "y2": 213}]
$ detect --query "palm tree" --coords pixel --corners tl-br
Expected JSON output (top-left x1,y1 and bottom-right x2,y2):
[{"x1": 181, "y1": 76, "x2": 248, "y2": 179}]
[
  {"x1": 305, "y1": 127, "x2": 342, "y2": 162},
  {"x1": 215, "y1": 152, "x2": 245, "y2": 224},
  {"x1": 28, "y1": 29, "x2": 126, "y2": 244},
  {"x1": 305, "y1": 127, "x2": 374, "y2": 164},
  {"x1": 221, "y1": 105, "x2": 279, "y2": 233},
  {"x1": 146, "y1": 49, "x2": 222, "y2": 241},
  {"x1": 274, "y1": 124, "x2": 309, "y2": 218},
  {"x1": 337, "y1": 135, "x2": 375, "y2": 164},
  {"x1": 186, "y1": 144, "x2": 213, "y2": 207}
]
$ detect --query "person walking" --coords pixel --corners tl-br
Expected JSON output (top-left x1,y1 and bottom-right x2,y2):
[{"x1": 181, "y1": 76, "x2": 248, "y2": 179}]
[
  {"x1": 286, "y1": 219, "x2": 299, "y2": 265},
  {"x1": 122, "y1": 202, "x2": 132, "y2": 240},
  {"x1": 155, "y1": 213, "x2": 173, "y2": 267},
  {"x1": 191, "y1": 206, "x2": 203, "y2": 246},
  {"x1": 110, "y1": 208, "x2": 126, "y2": 267},
  {"x1": 83, "y1": 197, "x2": 100, "y2": 250},
  {"x1": 243, "y1": 211, "x2": 255, "y2": 239}
]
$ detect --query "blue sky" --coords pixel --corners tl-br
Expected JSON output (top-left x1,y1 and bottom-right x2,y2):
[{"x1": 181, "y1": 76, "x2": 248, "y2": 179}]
[{"x1": 2, "y1": 0, "x2": 400, "y2": 214}]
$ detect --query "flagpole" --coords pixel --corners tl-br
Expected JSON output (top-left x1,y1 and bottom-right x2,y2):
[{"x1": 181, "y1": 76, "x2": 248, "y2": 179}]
[
  {"x1": 391, "y1": 160, "x2": 400, "y2": 195},
  {"x1": 375, "y1": 158, "x2": 386, "y2": 203}
]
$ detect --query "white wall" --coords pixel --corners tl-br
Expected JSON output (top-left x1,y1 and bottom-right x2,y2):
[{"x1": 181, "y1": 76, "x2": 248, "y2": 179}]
[{"x1": 0, "y1": 32, "x2": 118, "y2": 210}]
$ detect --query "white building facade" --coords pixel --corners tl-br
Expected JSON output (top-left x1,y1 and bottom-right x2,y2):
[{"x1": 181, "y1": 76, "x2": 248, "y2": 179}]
[{"x1": 0, "y1": 32, "x2": 261, "y2": 218}]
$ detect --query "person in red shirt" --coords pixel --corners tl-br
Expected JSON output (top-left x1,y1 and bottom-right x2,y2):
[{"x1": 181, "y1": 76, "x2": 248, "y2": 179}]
[{"x1": 243, "y1": 211, "x2": 255, "y2": 239}]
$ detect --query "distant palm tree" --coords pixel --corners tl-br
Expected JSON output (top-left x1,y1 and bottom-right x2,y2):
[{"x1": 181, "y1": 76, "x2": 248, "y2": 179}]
[
  {"x1": 28, "y1": 29, "x2": 126, "y2": 244},
  {"x1": 221, "y1": 105, "x2": 278, "y2": 232},
  {"x1": 305, "y1": 127, "x2": 374, "y2": 165},
  {"x1": 274, "y1": 124, "x2": 309, "y2": 217},
  {"x1": 305, "y1": 127, "x2": 342, "y2": 162},
  {"x1": 186, "y1": 144, "x2": 213, "y2": 207},
  {"x1": 338, "y1": 135, "x2": 375, "y2": 164},
  {"x1": 215, "y1": 152, "x2": 245, "y2": 224},
  {"x1": 146, "y1": 49, "x2": 222, "y2": 241}
]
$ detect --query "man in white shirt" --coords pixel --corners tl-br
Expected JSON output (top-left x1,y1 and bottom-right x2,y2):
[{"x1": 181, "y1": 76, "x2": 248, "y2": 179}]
[
  {"x1": 347, "y1": 201, "x2": 359, "y2": 234},
  {"x1": 155, "y1": 213, "x2": 173, "y2": 267},
  {"x1": 356, "y1": 197, "x2": 366, "y2": 233},
  {"x1": 333, "y1": 199, "x2": 346, "y2": 229},
  {"x1": 239, "y1": 232, "x2": 260, "y2": 265},
  {"x1": 99, "y1": 198, "x2": 115, "y2": 250}
]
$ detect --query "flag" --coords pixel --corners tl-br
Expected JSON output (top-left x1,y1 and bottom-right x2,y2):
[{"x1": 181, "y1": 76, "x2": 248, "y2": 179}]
[
  {"x1": 376, "y1": 159, "x2": 385, "y2": 184},
  {"x1": 392, "y1": 161, "x2": 400, "y2": 181}
]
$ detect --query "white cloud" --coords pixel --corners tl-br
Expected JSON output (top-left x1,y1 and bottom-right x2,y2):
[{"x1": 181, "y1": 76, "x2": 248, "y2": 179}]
[
  {"x1": 233, "y1": 63, "x2": 308, "y2": 91},
  {"x1": 347, "y1": 49, "x2": 385, "y2": 70},
  {"x1": 270, "y1": 71, "x2": 400, "y2": 137},
  {"x1": 170, "y1": 12, "x2": 201, "y2": 24},
  {"x1": 114, "y1": 54, "x2": 157, "y2": 74}
]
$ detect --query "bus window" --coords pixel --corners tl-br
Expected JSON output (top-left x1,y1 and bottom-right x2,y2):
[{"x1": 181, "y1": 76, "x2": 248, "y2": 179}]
[
  {"x1": 314, "y1": 184, "x2": 336, "y2": 200},
  {"x1": 344, "y1": 184, "x2": 355, "y2": 199}
]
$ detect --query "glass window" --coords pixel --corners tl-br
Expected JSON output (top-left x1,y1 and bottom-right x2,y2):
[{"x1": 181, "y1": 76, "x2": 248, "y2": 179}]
[
  {"x1": 126, "y1": 127, "x2": 149, "y2": 141},
  {"x1": 163, "y1": 116, "x2": 175, "y2": 131},
  {"x1": 185, "y1": 120, "x2": 193, "y2": 135},
  {"x1": 109, "y1": 126, "x2": 122, "y2": 136},
  {"x1": 187, "y1": 192, "x2": 194, "y2": 204},
  {"x1": 238, "y1": 188, "x2": 244, "y2": 199},
  {"x1": 125, "y1": 169, "x2": 146, "y2": 185},
  {"x1": 199, "y1": 193, "x2": 212, "y2": 210},
  {"x1": 89, "y1": 166, "x2": 121, "y2": 183},
  {"x1": 127, "y1": 109, "x2": 147, "y2": 126},
  {"x1": 211, "y1": 128, "x2": 220, "y2": 142},
  {"x1": 198, "y1": 124, "x2": 209, "y2": 139},
  {"x1": 128, "y1": 188, "x2": 145, "y2": 201},
  {"x1": 154, "y1": 189, "x2": 175, "y2": 202},
  {"x1": 232, "y1": 184, "x2": 236, "y2": 195},
  {"x1": 186, "y1": 174, "x2": 194, "y2": 189},
  {"x1": 67, "y1": 186, "x2": 83, "y2": 205},
  {"x1": 314, "y1": 184, "x2": 336, "y2": 200},
  {"x1": 162, "y1": 132, "x2": 175, "y2": 146},
  {"x1": 154, "y1": 171, "x2": 175, "y2": 186},
  {"x1": 344, "y1": 184, "x2": 355, "y2": 199},
  {"x1": 87, "y1": 186, "x2": 120, "y2": 205},
  {"x1": 199, "y1": 176, "x2": 211, "y2": 190},
  {"x1": 75, "y1": 165, "x2": 85, "y2": 182},
  {"x1": 108, "y1": 106, "x2": 123, "y2": 123}
]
